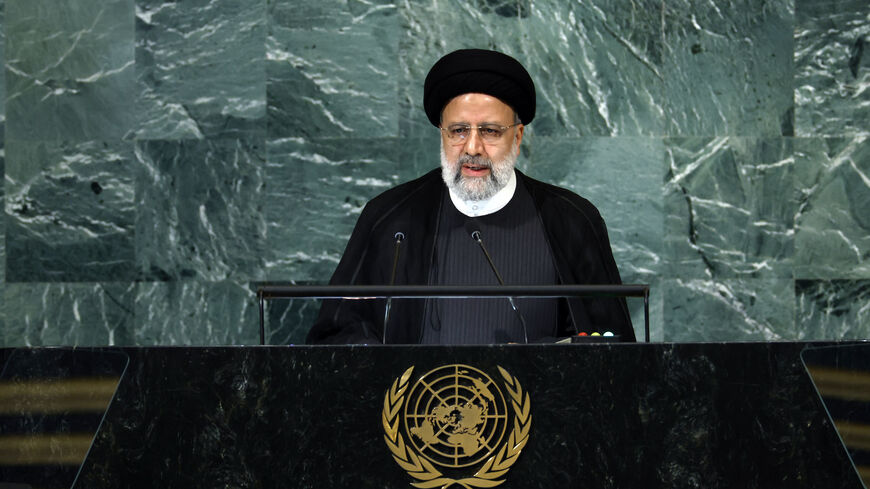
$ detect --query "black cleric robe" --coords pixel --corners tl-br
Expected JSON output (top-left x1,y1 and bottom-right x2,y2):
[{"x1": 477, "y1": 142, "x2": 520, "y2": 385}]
[{"x1": 305, "y1": 168, "x2": 634, "y2": 344}]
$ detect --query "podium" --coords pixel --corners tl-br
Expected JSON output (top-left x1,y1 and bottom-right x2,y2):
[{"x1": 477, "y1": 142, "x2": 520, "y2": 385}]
[{"x1": 0, "y1": 343, "x2": 866, "y2": 488}]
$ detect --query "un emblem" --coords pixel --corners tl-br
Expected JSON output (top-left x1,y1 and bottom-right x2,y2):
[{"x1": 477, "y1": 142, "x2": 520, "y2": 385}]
[{"x1": 382, "y1": 364, "x2": 532, "y2": 488}]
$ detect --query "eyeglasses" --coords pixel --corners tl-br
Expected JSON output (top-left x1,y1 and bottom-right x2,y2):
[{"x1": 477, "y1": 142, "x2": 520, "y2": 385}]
[{"x1": 440, "y1": 123, "x2": 520, "y2": 144}]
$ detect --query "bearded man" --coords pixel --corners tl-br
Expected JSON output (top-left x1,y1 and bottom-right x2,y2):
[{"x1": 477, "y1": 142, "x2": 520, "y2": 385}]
[{"x1": 306, "y1": 49, "x2": 634, "y2": 344}]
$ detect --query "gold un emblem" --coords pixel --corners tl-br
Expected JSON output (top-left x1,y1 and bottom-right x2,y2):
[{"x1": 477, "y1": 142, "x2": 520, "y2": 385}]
[{"x1": 382, "y1": 364, "x2": 532, "y2": 488}]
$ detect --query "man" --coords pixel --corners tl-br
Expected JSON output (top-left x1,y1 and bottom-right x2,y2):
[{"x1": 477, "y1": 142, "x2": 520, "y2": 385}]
[{"x1": 306, "y1": 49, "x2": 634, "y2": 344}]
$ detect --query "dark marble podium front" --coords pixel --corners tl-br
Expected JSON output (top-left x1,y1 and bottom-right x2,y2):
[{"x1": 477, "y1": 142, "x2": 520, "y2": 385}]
[{"x1": 4, "y1": 343, "x2": 864, "y2": 489}]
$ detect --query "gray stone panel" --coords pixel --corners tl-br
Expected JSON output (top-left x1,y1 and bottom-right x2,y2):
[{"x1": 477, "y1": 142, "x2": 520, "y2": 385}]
[
  {"x1": 2, "y1": 282, "x2": 135, "y2": 346},
  {"x1": 134, "y1": 281, "x2": 259, "y2": 345},
  {"x1": 0, "y1": 140, "x2": 5, "y2": 285},
  {"x1": 398, "y1": 0, "x2": 664, "y2": 138},
  {"x1": 5, "y1": 140, "x2": 136, "y2": 281},
  {"x1": 134, "y1": 0, "x2": 266, "y2": 140},
  {"x1": 5, "y1": 0, "x2": 134, "y2": 140},
  {"x1": 523, "y1": 136, "x2": 664, "y2": 340},
  {"x1": 135, "y1": 138, "x2": 267, "y2": 281},
  {"x1": 525, "y1": 136, "x2": 664, "y2": 284},
  {"x1": 795, "y1": 0, "x2": 869, "y2": 136},
  {"x1": 663, "y1": 0, "x2": 795, "y2": 136},
  {"x1": 0, "y1": 0, "x2": 5, "y2": 134},
  {"x1": 263, "y1": 296, "x2": 321, "y2": 345},
  {"x1": 395, "y1": 135, "x2": 442, "y2": 183},
  {"x1": 264, "y1": 137, "x2": 399, "y2": 281},
  {"x1": 0, "y1": 141, "x2": 4, "y2": 335},
  {"x1": 795, "y1": 136, "x2": 870, "y2": 278},
  {"x1": 664, "y1": 137, "x2": 794, "y2": 279},
  {"x1": 267, "y1": 1, "x2": 399, "y2": 138},
  {"x1": 795, "y1": 279, "x2": 870, "y2": 339},
  {"x1": 0, "y1": 0, "x2": 4, "y2": 333},
  {"x1": 664, "y1": 278, "x2": 795, "y2": 341}
]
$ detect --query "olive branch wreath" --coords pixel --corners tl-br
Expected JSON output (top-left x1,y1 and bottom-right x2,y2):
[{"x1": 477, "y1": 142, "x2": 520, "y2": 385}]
[{"x1": 382, "y1": 366, "x2": 532, "y2": 489}]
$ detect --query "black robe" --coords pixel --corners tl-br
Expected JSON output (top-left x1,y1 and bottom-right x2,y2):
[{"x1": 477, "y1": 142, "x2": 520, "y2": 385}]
[{"x1": 305, "y1": 168, "x2": 635, "y2": 344}]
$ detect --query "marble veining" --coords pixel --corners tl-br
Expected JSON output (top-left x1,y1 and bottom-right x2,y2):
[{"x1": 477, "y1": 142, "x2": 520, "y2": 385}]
[
  {"x1": 664, "y1": 278, "x2": 795, "y2": 341},
  {"x1": 665, "y1": 137, "x2": 794, "y2": 279},
  {"x1": 264, "y1": 137, "x2": 400, "y2": 281},
  {"x1": 662, "y1": 0, "x2": 795, "y2": 136},
  {"x1": 134, "y1": 281, "x2": 259, "y2": 345},
  {"x1": 134, "y1": 0, "x2": 266, "y2": 140},
  {"x1": 5, "y1": 0, "x2": 134, "y2": 140},
  {"x1": 1, "y1": 283, "x2": 135, "y2": 346},
  {"x1": 796, "y1": 279, "x2": 870, "y2": 339},
  {"x1": 267, "y1": 1, "x2": 399, "y2": 138},
  {"x1": 398, "y1": 0, "x2": 663, "y2": 138},
  {"x1": 5, "y1": 140, "x2": 136, "y2": 282},
  {"x1": 135, "y1": 138, "x2": 267, "y2": 281},
  {"x1": 795, "y1": 0, "x2": 869, "y2": 136},
  {"x1": 795, "y1": 136, "x2": 870, "y2": 279}
]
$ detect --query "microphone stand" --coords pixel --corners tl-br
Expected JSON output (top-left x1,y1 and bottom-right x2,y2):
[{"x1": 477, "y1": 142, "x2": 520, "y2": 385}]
[
  {"x1": 383, "y1": 232, "x2": 404, "y2": 343},
  {"x1": 468, "y1": 228, "x2": 529, "y2": 344}
]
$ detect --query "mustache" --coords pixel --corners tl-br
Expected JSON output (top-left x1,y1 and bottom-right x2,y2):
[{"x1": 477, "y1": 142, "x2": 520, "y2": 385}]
[
  {"x1": 457, "y1": 154, "x2": 492, "y2": 168},
  {"x1": 453, "y1": 155, "x2": 494, "y2": 184},
  {"x1": 455, "y1": 155, "x2": 493, "y2": 183}
]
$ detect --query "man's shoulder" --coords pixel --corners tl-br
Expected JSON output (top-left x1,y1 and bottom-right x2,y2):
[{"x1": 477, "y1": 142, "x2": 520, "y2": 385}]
[
  {"x1": 518, "y1": 171, "x2": 603, "y2": 221},
  {"x1": 359, "y1": 168, "x2": 442, "y2": 220}
]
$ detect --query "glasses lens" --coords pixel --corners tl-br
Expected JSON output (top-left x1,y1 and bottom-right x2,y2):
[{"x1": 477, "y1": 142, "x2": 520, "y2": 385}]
[
  {"x1": 446, "y1": 124, "x2": 470, "y2": 140},
  {"x1": 478, "y1": 124, "x2": 505, "y2": 142}
]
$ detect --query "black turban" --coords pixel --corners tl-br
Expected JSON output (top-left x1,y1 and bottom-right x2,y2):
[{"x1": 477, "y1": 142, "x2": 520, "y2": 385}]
[{"x1": 423, "y1": 49, "x2": 536, "y2": 127}]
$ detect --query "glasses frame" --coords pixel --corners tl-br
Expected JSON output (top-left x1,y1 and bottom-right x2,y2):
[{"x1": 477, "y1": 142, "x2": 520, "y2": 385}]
[{"x1": 439, "y1": 122, "x2": 521, "y2": 144}]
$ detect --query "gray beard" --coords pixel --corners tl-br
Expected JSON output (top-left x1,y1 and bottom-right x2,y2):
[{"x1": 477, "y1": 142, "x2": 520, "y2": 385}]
[{"x1": 440, "y1": 141, "x2": 518, "y2": 201}]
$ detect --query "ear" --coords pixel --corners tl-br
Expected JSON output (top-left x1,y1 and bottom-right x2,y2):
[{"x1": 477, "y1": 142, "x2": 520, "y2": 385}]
[{"x1": 514, "y1": 125, "x2": 524, "y2": 155}]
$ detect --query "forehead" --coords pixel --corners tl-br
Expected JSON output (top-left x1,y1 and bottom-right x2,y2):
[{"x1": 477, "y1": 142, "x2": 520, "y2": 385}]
[{"x1": 441, "y1": 93, "x2": 515, "y2": 123}]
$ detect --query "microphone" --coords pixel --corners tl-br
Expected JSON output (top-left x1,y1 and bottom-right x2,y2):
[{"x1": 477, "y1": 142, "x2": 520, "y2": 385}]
[
  {"x1": 383, "y1": 232, "x2": 404, "y2": 343},
  {"x1": 464, "y1": 221, "x2": 529, "y2": 343}
]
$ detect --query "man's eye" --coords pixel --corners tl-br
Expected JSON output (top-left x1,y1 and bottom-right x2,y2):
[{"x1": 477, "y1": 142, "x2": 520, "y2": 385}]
[
  {"x1": 481, "y1": 127, "x2": 501, "y2": 136},
  {"x1": 450, "y1": 127, "x2": 469, "y2": 136}
]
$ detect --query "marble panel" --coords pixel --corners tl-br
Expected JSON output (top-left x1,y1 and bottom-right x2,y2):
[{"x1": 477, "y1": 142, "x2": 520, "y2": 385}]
[
  {"x1": 134, "y1": 0, "x2": 266, "y2": 140},
  {"x1": 0, "y1": 0, "x2": 5, "y2": 135},
  {"x1": 135, "y1": 138, "x2": 267, "y2": 281},
  {"x1": 663, "y1": 278, "x2": 796, "y2": 341},
  {"x1": 395, "y1": 135, "x2": 443, "y2": 183},
  {"x1": 796, "y1": 279, "x2": 870, "y2": 339},
  {"x1": 263, "y1": 296, "x2": 322, "y2": 345},
  {"x1": 664, "y1": 137, "x2": 794, "y2": 279},
  {"x1": 5, "y1": 140, "x2": 136, "y2": 282},
  {"x1": 1, "y1": 283, "x2": 136, "y2": 347},
  {"x1": 267, "y1": 1, "x2": 399, "y2": 138},
  {"x1": 0, "y1": 141, "x2": 4, "y2": 336},
  {"x1": 794, "y1": 136, "x2": 870, "y2": 278},
  {"x1": 264, "y1": 137, "x2": 399, "y2": 282},
  {"x1": 134, "y1": 281, "x2": 259, "y2": 345},
  {"x1": 5, "y1": 0, "x2": 134, "y2": 140},
  {"x1": 0, "y1": 140, "x2": 5, "y2": 285},
  {"x1": 398, "y1": 0, "x2": 663, "y2": 138},
  {"x1": 795, "y1": 0, "x2": 869, "y2": 137},
  {"x1": 524, "y1": 137, "x2": 664, "y2": 284},
  {"x1": 663, "y1": 0, "x2": 795, "y2": 136}
]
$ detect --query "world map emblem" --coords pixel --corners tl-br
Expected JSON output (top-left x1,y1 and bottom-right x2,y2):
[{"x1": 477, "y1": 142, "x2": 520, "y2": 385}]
[{"x1": 382, "y1": 364, "x2": 532, "y2": 488}]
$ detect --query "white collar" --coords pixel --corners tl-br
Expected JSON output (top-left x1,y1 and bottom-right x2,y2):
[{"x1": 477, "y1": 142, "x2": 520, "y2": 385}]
[{"x1": 447, "y1": 170, "x2": 517, "y2": 217}]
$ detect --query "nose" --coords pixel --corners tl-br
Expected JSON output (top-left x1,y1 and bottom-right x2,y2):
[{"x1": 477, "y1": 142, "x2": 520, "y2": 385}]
[{"x1": 463, "y1": 127, "x2": 484, "y2": 156}]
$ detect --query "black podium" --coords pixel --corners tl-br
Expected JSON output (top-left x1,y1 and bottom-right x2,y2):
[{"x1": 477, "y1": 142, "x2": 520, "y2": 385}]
[{"x1": 1, "y1": 342, "x2": 866, "y2": 489}]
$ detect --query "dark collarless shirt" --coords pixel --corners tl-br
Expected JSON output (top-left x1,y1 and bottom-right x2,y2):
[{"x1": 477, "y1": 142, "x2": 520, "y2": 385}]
[{"x1": 421, "y1": 176, "x2": 558, "y2": 344}]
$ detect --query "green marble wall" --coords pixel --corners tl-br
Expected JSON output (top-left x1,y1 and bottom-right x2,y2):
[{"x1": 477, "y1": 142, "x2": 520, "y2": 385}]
[{"x1": 1, "y1": 0, "x2": 867, "y2": 346}]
